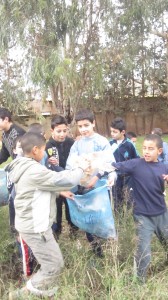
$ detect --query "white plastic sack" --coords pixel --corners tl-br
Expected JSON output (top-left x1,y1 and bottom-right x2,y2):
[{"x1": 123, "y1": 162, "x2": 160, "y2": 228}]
[{"x1": 71, "y1": 151, "x2": 116, "y2": 186}]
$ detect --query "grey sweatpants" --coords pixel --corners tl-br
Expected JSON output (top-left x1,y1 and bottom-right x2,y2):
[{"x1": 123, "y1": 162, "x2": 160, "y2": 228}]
[
  {"x1": 20, "y1": 228, "x2": 64, "y2": 293},
  {"x1": 133, "y1": 211, "x2": 168, "y2": 280}
]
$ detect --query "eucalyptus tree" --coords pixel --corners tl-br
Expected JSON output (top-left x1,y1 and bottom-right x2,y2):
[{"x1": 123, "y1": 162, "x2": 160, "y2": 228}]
[
  {"x1": 0, "y1": 0, "x2": 168, "y2": 127},
  {"x1": 0, "y1": 0, "x2": 113, "y2": 119},
  {"x1": 104, "y1": 0, "x2": 168, "y2": 132}
]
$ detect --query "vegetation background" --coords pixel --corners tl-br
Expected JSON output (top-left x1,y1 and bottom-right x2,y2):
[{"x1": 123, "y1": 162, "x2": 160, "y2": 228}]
[
  {"x1": 1, "y1": 135, "x2": 168, "y2": 299},
  {"x1": 0, "y1": 0, "x2": 168, "y2": 134}
]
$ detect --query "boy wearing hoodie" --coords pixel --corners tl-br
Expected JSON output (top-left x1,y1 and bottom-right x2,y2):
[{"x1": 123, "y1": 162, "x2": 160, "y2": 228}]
[{"x1": 7, "y1": 132, "x2": 89, "y2": 299}]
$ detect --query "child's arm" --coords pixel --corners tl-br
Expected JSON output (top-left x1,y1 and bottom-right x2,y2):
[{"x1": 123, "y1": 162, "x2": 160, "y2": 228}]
[
  {"x1": 86, "y1": 175, "x2": 99, "y2": 188},
  {"x1": 86, "y1": 170, "x2": 117, "y2": 189},
  {"x1": 60, "y1": 190, "x2": 74, "y2": 200},
  {"x1": 48, "y1": 156, "x2": 59, "y2": 165},
  {"x1": 87, "y1": 159, "x2": 137, "y2": 188},
  {"x1": 162, "y1": 174, "x2": 168, "y2": 181},
  {"x1": 29, "y1": 158, "x2": 90, "y2": 192}
]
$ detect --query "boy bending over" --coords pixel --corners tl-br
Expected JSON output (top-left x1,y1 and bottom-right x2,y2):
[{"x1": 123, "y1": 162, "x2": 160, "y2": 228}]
[{"x1": 7, "y1": 132, "x2": 89, "y2": 299}]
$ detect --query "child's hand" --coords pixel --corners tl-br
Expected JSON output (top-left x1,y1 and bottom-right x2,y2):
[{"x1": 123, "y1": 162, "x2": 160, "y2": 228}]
[
  {"x1": 107, "y1": 171, "x2": 117, "y2": 187},
  {"x1": 86, "y1": 175, "x2": 99, "y2": 188},
  {"x1": 162, "y1": 174, "x2": 168, "y2": 182},
  {"x1": 60, "y1": 191, "x2": 75, "y2": 200},
  {"x1": 48, "y1": 156, "x2": 59, "y2": 165},
  {"x1": 107, "y1": 178, "x2": 115, "y2": 187}
]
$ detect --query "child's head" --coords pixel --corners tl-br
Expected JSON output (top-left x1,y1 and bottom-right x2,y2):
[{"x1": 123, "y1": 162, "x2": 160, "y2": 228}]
[
  {"x1": 75, "y1": 109, "x2": 95, "y2": 137},
  {"x1": 0, "y1": 108, "x2": 12, "y2": 131},
  {"x1": 50, "y1": 115, "x2": 69, "y2": 142},
  {"x1": 143, "y1": 134, "x2": 163, "y2": 163},
  {"x1": 13, "y1": 136, "x2": 23, "y2": 157},
  {"x1": 28, "y1": 123, "x2": 46, "y2": 139},
  {"x1": 151, "y1": 128, "x2": 163, "y2": 136},
  {"x1": 110, "y1": 117, "x2": 126, "y2": 141},
  {"x1": 21, "y1": 132, "x2": 46, "y2": 162},
  {"x1": 127, "y1": 131, "x2": 137, "y2": 145}
]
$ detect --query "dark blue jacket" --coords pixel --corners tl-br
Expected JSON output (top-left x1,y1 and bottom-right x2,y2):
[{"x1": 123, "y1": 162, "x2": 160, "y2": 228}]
[{"x1": 110, "y1": 138, "x2": 139, "y2": 162}]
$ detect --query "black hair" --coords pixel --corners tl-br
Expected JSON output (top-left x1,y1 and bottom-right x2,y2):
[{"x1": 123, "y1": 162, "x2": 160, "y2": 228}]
[
  {"x1": 13, "y1": 136, "x2": 22, "y2": 150},
  {"x1": 21, "y1": 132, "x2": 46, "y2": 154},
  {"x1": 28, "y1": 123, "x2": 45, "y2": 136},
  {"x1": 111, "y1": 117, "x2": 126, "y2": 132},
  {"x1": 127, "y1": 131, "x2": 137, "y2": 139},
  {"x1": 0, "y1": 108, "x2": 12, "y2": 122},
  {"x1": 151, "y1": 128, "x2": 163, "y2": 136},
  {"x1": 144, "y1": 134, "x2": 163, "y2": 149},
  {"x1": 51, "y1": 115, "x2": 67, "y2": 130},
  {"x1": 75, "y1": 109, "x2": 95, "y2": 123}
]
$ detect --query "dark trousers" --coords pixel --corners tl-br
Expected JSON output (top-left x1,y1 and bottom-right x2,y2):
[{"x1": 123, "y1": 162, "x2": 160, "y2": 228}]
[
  {"x1": 112, "y1": 175, "x2": 131, "y2": 212},
  {"x1": 56, "y1": 195, "x2": 77, "y2": 231},
  {"x1": 9, "y1": 195, "x2": 16, "y2": 234},
  {"x1": 134, "y1": 212, "x2": 168, "y2": 280}
]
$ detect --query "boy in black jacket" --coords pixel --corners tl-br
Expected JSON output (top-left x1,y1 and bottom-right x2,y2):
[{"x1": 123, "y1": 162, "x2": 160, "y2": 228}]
[
  {"x1": 0, "y1": 107, "x2": 25, "y2": 165},
  {"x1": 46, "y1": 115, "x2": 77, "y2": 238}
]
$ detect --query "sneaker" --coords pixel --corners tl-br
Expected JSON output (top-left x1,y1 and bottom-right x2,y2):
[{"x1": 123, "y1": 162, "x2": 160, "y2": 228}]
[{"x1": 9, "y1": 286, "x2": 29, "y2": 300}]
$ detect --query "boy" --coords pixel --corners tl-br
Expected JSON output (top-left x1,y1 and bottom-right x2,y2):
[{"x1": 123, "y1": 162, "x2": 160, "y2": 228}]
[
  {"x1": 27, "y1": 122, "x2": 50, "y2": 166},
  {"x1": 111, "y1": 134, "x2": 168, "y2": 282},
  {"x1": 7, "y1": 136, "x2": 36, "y2": 279},
  {"x1": 66, "y1": 109, "x2": 115, "y2": 257},
  {"x1": 0, "y1": 107, "x2": 25, "y2": 165},
  {"x1": 28, "y1": 123, "x2": 46, "y2": 136},
  {"x1": 110, "y1": 117, "x2": 139, "y2": 211},
  {"x1": 151, "y1": 128, "x2": 168, "y2": 163},
  {"x1": 7, "y1": 132, "x2": 89, "y2": 299},
  {"x1": 126, "y1": 131, "x2": 137, "y2": 145},
  {"x1": 45, "y1": 115, "x2": 77, "y2": 238}
]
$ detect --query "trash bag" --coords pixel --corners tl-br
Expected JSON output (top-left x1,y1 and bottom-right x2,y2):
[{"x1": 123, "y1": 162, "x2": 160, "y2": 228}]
[
  {"x1": 0, "y1": 169, "x2": 9, "y2": 206},
  {"x1": 67, "y1": 179, "x2": 116, "y2": 239}
]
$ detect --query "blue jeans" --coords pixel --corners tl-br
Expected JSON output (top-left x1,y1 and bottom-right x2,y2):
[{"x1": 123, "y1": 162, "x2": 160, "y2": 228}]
[{"x1": 133, "y1": 211, "x2": 168, "y2": 280}]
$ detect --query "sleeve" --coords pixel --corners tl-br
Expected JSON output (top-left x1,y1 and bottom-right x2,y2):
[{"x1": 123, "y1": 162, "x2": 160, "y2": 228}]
[
  {"x1": 112, "y1": 159, "x2": 138, "y2": 175},
  {"x1": 0, "y1": 142, "x2": 10, "y2": 165},
  {"x1": 29, "y1": 165, "x2": 84, "y2": 192}
]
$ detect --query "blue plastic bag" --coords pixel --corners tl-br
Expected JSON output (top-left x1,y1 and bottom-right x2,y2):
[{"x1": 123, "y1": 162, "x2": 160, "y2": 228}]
[
  {"x1": 67, "y1": 179, "x2": 116, "y2": 239},
  {"x1": 0, "y1": 169, "x2": 9, "y2": 206}
]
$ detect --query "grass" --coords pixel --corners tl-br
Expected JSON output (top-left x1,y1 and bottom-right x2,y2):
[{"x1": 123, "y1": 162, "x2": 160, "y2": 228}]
[{"x1": 1, "y1": 136, "x2": 168, "y2": 299}]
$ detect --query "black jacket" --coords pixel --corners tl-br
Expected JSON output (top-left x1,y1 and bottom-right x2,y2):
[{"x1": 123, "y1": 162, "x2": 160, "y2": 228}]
[
  {"x1": 45, "y1": 137, "x2": 74, "y2": 169},
  {"x1": 0, "y1": 124, "x2": 25, "y2": 164}
]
